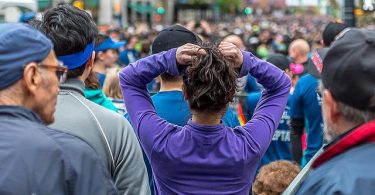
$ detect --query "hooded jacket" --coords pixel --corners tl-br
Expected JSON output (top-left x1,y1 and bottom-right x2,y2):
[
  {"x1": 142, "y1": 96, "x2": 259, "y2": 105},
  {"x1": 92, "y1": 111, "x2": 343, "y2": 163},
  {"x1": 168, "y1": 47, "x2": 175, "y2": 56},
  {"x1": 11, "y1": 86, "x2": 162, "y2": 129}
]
[{"x1": 84, "y1": 88, "x2": 118, "y2": 112}]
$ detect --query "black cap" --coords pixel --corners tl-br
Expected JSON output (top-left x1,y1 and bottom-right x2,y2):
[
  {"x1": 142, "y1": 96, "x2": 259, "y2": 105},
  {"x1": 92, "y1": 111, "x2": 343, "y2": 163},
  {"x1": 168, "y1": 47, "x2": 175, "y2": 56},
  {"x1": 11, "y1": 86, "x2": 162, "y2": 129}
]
[
  {"x1": 266, "y1": 54, "x2": 290, "y2": 71},
  {"x1": 307, "y1": 48, "x2": 329, "y2": 78},
  {"x1": 322, "y1": 22, "x2": 347, "y2": 46},
  {"x1": 151, "y1": 24, "x2": 202, "y2": 54},
  {"x1": 322, "y1": 28, "x2": 375, "y2": 111}
]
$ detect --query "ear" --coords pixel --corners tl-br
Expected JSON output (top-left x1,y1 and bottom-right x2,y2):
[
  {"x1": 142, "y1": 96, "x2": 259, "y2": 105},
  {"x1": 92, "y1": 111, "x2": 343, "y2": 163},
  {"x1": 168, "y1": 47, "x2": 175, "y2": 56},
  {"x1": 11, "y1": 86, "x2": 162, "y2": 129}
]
[
  {"x1": 79, "y1": 52, "x2": 96, "y2": 82},
  {"x1": 84, "y1": 52, "x2": 96, "y2": 72},
  {"x1": 323, "y1": 90, "x2": 340, "y2": 123},
  {"x1": 23, "y1": 62, "x2": 42, "y2": 94},
  {"x1": 96, "y1": 51, "x2": 104, "y2": 61},
  {"x1": 320, "y1": 40, "x2": 325, "y2": 47},
  {"x1": 87, "y1": 52, "x2": 95, "y2": 68}
]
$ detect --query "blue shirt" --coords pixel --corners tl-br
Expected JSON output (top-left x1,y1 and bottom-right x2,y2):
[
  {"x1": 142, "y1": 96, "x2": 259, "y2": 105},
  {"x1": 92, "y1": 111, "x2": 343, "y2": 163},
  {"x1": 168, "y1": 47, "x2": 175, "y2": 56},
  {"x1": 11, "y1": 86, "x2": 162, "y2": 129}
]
[
  {"x1": 247, "y1": 92, "x2": 293, "y2": 168},
  {"x1": 290, "y1": 74, "x2": 323, "y2": 167},
  {"x1": 96, "y1": 72, "x2": 106, "y2": 88},
  {"x1": 245, "y1": 74, "x2": 261, "y2": 93},
  {"x1": 151, "y1": 90, "x2": 240, "y2": 128}
]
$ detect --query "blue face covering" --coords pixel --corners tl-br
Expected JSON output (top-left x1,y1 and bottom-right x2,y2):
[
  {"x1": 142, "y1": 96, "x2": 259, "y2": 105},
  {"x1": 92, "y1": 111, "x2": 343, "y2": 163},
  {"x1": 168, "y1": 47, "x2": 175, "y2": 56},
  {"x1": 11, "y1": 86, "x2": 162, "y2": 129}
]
[{"x1": 57, "y1": 42, "x2": 95, "y2": 70}]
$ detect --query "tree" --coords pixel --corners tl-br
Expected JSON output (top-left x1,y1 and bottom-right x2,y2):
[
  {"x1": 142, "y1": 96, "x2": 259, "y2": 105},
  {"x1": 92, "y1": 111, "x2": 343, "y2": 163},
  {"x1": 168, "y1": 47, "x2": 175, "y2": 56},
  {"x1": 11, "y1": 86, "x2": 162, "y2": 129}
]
[{"x1": 217, "y1": 0, "x2": 241, "y2": 15}]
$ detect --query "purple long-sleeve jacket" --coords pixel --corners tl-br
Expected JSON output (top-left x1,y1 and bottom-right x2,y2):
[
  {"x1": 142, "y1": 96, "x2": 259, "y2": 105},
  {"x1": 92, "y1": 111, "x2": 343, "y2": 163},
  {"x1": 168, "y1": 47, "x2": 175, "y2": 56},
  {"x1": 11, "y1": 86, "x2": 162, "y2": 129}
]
[{"x1": 120, "y1": 48, "x2": 291, "y2": 195}]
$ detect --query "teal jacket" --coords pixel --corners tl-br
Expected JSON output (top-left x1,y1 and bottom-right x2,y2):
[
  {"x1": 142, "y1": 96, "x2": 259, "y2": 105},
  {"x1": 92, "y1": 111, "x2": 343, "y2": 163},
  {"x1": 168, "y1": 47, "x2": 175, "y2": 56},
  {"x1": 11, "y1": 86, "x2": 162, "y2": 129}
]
[{"x1": 84, "y1": 89, "x2": 118, "y2": 112}]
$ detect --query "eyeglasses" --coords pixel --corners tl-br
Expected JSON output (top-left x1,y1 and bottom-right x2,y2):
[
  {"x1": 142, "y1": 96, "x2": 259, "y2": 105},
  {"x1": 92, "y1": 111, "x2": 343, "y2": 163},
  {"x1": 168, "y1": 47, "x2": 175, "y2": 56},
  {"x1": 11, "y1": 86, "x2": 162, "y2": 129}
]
[{"x1": 38, "y1": 61, "x2": 68, "y2": 83}]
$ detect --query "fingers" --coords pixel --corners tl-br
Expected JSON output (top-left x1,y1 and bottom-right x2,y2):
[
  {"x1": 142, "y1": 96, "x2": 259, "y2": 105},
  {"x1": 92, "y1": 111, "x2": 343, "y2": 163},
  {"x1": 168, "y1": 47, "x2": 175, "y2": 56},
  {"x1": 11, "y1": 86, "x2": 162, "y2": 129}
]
[
  {"x1": 219, "y1": 42, "x2": 240, "y2": 58},
  {"x1": 177, "y1": 42, "x2": 243, "y2": 67},
  {"x1": 180, "y1": 43, "x2": 207, "y2": 55},
  {"x1": 176, "y1": 44, "x2": 207, "y2": 65},
  {"x1": 220, "y1": 49, "x2": 239, "y2": 58},
  {"x1": 219, "y1": 41, "x2": 237, "y2": 49},
  {"x1": 218, "y1": 42, "x2": 243, "y2": 68},
  {"x1": 178, "y1": 55, "x2": 193, "y2": 64}
]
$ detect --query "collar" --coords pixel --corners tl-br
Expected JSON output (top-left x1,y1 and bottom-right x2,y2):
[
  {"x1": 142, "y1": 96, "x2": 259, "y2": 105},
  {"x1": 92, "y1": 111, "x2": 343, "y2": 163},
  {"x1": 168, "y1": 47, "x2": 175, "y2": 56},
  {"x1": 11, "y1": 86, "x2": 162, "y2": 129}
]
[
  {"x1": 60, "y1": 78, "x2": 85, "y2": 96},
  {"x1": 0, "y1": 105, "x2": 43, "y2": 124},
  {"x1": 187, "y1": 119, "x2": 225, "y2": 134},
  {"x1": 312, "y1": 120, "x2": 375, "y2": 168}
]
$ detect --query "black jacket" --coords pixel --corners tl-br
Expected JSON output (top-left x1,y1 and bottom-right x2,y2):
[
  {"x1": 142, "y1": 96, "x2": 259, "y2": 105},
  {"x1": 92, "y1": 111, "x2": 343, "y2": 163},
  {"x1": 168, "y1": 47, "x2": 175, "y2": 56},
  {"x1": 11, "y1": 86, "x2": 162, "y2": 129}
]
[{"x1": 0, "y1": 106, "x2": 118, "y2": 194}]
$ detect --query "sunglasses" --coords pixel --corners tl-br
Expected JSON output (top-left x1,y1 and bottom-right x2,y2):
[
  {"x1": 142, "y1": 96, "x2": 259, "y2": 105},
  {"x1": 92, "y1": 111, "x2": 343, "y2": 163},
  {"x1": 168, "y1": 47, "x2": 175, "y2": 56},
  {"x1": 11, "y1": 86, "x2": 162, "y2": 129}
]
[{"x1": 38, "y1": 61, "x2": 68, "y2": 83}]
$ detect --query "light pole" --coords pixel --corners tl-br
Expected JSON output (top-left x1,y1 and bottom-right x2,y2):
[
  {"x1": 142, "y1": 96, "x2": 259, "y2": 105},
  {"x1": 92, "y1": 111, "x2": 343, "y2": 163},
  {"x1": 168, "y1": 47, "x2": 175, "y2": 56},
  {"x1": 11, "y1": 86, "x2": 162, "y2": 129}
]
[
  {"x1": 121, "y1": 0, "x2": 128, "y2": 27},
  {"x1": 166, "y1": 0, "x2": 174, "y2": 24},
  {"x1": 98, "y1": 0, "x2": 113, "y2": 25},
  {"x1": 344, "y1": 0, "x2": 356, "y2": 27}
]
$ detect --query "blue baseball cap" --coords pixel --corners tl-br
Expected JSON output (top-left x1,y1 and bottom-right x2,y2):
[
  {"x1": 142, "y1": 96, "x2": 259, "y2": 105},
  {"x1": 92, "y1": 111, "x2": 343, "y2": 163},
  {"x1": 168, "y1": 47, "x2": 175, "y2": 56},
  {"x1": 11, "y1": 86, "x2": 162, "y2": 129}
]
[
  {"x1": 95, "y1": 37, "x2": 126, "y2": 52},
  {"x1": 19, "y1": 12, "x2": 36, "y2": 23},
  {"x1": 0, "y1": 23, "x2": 53, "y2": 90}
]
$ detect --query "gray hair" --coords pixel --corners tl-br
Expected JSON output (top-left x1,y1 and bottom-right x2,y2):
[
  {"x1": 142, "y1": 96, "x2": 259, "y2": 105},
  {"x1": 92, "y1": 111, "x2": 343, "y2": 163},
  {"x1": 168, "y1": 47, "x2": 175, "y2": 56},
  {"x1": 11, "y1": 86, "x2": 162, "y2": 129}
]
[
  {"x1": 319, "y1": 81, "x2": 375, "y2": 125},
  {"x1": 337, "y1": 101, "x2": 375, "y2": 125}
]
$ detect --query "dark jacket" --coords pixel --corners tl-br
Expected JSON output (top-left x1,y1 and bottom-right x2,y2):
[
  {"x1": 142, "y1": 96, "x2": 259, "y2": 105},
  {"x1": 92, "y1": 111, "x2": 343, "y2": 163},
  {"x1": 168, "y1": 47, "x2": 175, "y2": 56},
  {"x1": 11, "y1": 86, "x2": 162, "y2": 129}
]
[
  {"x1": 0, "y1": 106, "x2": 118, "y2": 195},
  {"x1": 50, "y1": 79, "x2": 150, "y2": 195},
  {"x1": 296, "y1": 120, "x2": 375, "y2": 195}
]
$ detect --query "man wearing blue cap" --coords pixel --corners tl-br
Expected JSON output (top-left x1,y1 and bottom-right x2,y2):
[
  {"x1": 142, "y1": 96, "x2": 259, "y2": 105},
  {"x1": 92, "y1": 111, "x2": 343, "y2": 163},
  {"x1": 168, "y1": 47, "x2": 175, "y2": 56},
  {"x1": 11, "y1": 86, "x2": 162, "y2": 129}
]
[
  {"x1": 35, "y1": 4, "x2": 150, "y2": 195},
  {"x1": 0, "y1": 23, "x2": 117, "y2": 194}
]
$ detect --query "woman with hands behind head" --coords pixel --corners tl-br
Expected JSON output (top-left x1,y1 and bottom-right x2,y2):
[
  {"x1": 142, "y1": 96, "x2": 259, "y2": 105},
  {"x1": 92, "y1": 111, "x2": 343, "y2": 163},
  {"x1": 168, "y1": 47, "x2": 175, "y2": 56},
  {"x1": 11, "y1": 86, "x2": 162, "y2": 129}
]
[{"x1": 120, "y1": 41, "x2": 291, "y2": 195}]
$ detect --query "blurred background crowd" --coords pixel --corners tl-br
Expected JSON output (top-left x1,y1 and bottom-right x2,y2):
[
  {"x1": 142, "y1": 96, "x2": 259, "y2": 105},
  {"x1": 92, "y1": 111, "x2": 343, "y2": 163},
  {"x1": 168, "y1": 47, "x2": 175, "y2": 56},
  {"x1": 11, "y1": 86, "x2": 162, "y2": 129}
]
[{"x1": 1, "y1": 0, "x2": 375, "y2": 194}]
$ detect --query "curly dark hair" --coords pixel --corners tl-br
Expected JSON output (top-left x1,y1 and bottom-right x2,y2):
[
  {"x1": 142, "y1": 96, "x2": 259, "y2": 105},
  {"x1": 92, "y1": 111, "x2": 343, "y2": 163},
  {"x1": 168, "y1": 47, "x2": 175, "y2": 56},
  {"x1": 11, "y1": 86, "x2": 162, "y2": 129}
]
[
  {"x1": 252, "y1": 160, "x2": 301, "y2": 195},
  {"x1": 182, "y1": 44, "x2": 238, "y2": 112}
]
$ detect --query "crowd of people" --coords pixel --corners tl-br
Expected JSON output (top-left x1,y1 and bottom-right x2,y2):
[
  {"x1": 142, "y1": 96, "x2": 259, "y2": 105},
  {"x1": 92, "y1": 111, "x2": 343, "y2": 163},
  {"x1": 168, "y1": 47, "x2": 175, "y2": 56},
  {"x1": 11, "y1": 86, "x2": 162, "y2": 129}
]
[{"x1": 0, "y1": 3, "x2": 374, "y2": 195}]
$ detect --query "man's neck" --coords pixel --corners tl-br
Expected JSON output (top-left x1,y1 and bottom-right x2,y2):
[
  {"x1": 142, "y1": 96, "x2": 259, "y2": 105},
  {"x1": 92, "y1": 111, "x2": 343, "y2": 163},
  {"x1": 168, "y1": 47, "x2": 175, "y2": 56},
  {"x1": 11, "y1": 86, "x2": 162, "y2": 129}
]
[
  {"x1": 0, "y1": 87, "x2": 25, "y2": 106},
  {"x1": 335, "y1": 118, "x2": 362, "y2": 136}
]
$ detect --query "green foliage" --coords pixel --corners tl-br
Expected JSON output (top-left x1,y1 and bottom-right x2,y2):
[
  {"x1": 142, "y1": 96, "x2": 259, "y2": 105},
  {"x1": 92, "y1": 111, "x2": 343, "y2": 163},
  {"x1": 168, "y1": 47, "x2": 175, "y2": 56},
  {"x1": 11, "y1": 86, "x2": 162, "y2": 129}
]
[
  {"x1": 217, "y1": 0, "x2": 241, "y2": 14},
  {"x1": 38, "y1": 0, "x2": 52, "y2": 10}
]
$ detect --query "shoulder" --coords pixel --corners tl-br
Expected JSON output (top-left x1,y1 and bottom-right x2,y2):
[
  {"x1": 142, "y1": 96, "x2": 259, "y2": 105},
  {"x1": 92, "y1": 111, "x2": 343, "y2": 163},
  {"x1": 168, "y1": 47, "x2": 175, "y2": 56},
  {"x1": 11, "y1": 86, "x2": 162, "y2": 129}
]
[
  {"x1": 43, "y1": 127, "x2": 98, "y2": 154},
  {"x1": 2, "y1": 120, "x2": 63, "y2": 152},
  {"x1": 69, "y1": 92, "x2": 127, "y2": 123},
  {"x1": 298, "y1": 143, "x2": 375, "y2": 194},
  {"x1": 56, "y1": 91, "x2": 131, "y2": 129},
  {"x1": 295, "y1": 74, "x2": 317, "y2": 88},
  {"x1": 299, "y1": 74, "x2": 316, "y2": 82},
  {"x1": 293, "y1": 74, "x2": 318, "y2": 98}
]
